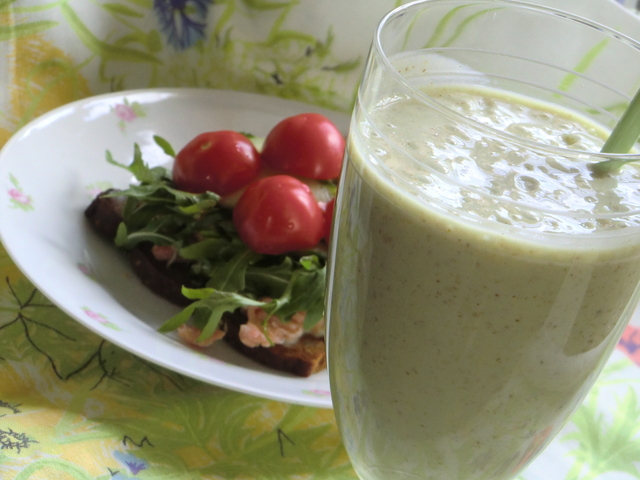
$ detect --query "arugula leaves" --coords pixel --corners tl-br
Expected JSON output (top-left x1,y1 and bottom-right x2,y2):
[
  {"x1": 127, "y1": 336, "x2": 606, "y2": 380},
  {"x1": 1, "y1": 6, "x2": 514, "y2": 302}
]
[{"x1": 106, "y1": 138, "x2": 328, "y2": 341}]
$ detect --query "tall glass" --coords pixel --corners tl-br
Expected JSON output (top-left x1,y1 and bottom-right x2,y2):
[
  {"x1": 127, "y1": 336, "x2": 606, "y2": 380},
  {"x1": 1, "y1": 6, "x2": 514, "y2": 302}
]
[{"x1": 325, "y1": 1, "x2": 640, "y2": 480}]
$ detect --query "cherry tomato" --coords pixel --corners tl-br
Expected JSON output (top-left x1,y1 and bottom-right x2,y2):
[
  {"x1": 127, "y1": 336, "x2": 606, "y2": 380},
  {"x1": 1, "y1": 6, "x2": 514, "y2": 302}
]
[
  {"x1": 233, "y1": 175, "x2": 325, "y2": 255},
  {"x1": 173, "y1": 131, "x2": 260, "y2": 196},
  {"x1": 261, "y1": 113, "x2": 345, "y2": 180},
  {"x1": 322, "y1": 198, "x2": 335, "y2": 243}
]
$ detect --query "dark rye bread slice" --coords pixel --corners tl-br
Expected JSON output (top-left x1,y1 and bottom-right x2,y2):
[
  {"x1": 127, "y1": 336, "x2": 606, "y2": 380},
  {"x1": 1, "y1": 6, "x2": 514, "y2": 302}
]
[
  {"x1": 223, "y1": 311, "x2": 326, "y2": 377},
  {"x1": 85, "y1": 191, "x2": 326, "y2": 377}
]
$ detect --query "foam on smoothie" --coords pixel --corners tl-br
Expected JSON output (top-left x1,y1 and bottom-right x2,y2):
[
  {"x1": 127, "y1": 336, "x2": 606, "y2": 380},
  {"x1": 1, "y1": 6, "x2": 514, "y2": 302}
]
[{"x1": 328, "y1": 83, "x2": 640, "y2": 480}]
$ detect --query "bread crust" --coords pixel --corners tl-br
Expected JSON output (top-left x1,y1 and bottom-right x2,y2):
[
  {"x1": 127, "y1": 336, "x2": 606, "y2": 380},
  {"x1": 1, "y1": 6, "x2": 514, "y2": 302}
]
[
  {"x1": 85, "y1": 192, "x2": 326, "y2": 377},
  {"x1": 223, "y1": 311, "x2": 326, "y2": 377}
]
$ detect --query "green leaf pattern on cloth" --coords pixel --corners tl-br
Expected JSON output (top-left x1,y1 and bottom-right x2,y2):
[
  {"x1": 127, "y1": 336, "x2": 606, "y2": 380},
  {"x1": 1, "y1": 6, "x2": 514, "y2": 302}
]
[
  {"x1": 0, "y1": 271, "x2": 354, "y2": 478},
  {"x1": 0, "y1": 0, "x2": 639, "y2": 478},
  {"x1": 561, "y1": 361, "x2": 640, "y2": 480}
]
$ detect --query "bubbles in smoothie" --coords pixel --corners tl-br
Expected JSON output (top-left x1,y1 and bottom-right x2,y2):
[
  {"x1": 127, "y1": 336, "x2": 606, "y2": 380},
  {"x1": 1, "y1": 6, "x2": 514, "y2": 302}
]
[{"x1": 362, "y1": 84, "x2": 640, "y2": 233}]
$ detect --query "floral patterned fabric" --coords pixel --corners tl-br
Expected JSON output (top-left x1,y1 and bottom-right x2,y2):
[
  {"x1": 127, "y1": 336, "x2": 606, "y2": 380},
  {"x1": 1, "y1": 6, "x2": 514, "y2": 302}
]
[{"x1": 0, "y1": 1, "x2": 639, "y2": 479}]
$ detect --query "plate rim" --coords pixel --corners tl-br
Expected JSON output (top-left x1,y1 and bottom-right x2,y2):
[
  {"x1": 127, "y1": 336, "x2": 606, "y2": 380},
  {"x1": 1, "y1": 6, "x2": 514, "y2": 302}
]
[{"x1": 0, "y1": 88, "x2": 345, "y2": 408}]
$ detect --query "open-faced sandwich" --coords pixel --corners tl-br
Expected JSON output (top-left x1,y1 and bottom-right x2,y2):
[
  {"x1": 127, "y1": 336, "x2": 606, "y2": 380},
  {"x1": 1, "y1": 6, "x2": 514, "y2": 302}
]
[{"x1": 85, "y1": 113, "x2": 344, "y2": 377}]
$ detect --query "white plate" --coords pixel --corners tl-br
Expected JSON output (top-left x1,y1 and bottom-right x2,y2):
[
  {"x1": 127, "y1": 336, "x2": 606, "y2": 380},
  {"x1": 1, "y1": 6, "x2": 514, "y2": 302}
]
[{"x1": 0, "y1": 88, "x2": 347, "y2": 408}]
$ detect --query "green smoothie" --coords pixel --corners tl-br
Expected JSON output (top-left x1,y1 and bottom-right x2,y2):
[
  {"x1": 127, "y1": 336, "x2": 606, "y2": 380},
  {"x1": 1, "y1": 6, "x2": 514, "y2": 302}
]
[{"x1": 327, "y1": 84, "x2": 640, "y2": 480}]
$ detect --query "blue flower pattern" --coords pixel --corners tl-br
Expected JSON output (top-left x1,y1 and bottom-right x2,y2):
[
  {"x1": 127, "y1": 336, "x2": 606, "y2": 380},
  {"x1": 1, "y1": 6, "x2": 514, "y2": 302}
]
[
  {"x1": 153, "y1": 0, "x2": 213, "y2": 50},
  {"x1": 113, "y1": 450, "x2": 149, "y2": 475}
]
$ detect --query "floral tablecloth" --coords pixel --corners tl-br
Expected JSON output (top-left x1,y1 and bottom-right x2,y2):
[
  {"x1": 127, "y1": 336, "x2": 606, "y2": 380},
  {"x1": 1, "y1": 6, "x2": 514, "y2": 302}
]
[{"x1": 1, "y1": 1, "x2": 639, "y2": 479}]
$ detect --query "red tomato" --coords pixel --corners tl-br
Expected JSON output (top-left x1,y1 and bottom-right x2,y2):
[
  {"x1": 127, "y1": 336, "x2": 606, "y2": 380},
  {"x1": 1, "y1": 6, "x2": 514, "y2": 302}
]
[
  {"x1": 261, "y1": 113, "x2": 345, "y2": 180},
  {"x1": 173, "y1": 131, "x2": 260, "y2": 196},
  {"x1": 233, "y1": 175, "x2": 325, "y2": 255},
  {"x1": 322, "y1": 198, "x2": 335, "y2": 243}
]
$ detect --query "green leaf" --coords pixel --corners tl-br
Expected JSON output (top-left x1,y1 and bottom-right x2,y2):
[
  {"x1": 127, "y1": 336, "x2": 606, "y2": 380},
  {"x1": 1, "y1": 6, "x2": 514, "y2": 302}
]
[
  {"x1": 169, "y1": 186, "x2": 219, "y2": 205},
  {"x1": 241, "y1": 0, "x2": 291, "y2": 11},
  {"x1": 195, "y1": 296, "x2": 264, "y2": 342},
  {"x1": 196, "y1": 307, "x2": 224, "y2": 341},
  {"x1": 179, "y1": 238, "x2": 237, "y2": 261},
  {"x1": 182, "y1": 286, "x2": 216, "y2": 300},
  {"x1": 130, "y1": 102, "x2": 146, "y2": 117},
  {"x1": 158, "y1": 303, "x2": 199, "y2": 332},
  {"x1": 153, "y1": 135, "x2": 176, "y2": 157},
  {"x1": 562, "y1": 387, "x2": 640, "y2": 478},
  {"x1": 277, "y1": 404, "x2": 318, "y2": 431},
  {"x1": 558, "y1": 38, "x2": 609, "y2": 93},
  {"x1": 0, "y1": 21, "x2": 58, "y2": 42},
  {"x1": 158, "y1": 289, "x2": 269, "y2": 339},
  {"x1": 114, "y1": 209, "x2": 184, "y2": 247},
  {"x1": 116, "y1": 230, "x2": 177, "y2": 248},
  {"x1": 106, "y1": 145, "x2": 167, "y2": 184},
  {"x1": 0, "y1": 0, "x2": 19, "y2": 11},
  {"x1": 104, "y1": 184, "x2": 171, "y2": 202},
  {"x1": 105, "y1": 182, "x2": 217, "y2": 212},
  {"x1": 125, "y1": 0, "x2": 152, "y2": 8},
  {"x1": 14, "y1": 458, "x2": 95, "y2": 480},
  {"x1": 267, "y1": 29, "x2": 317, "y2": 47},
  {"x1": 299, "y1": 255, "x2": 321, "y2": 270},
  {"x1": 321, "y1": 58, "x2": 360, "y2": 73},
  {"x1": 123, "y1": 181, "x2": 213, "y2": 206},
  {"x1": 190, "y1": 305, "x2": 213, "y2": 330},
  {"x1": 103, "y1": 2, "x2": 144, "y2": 17},
  {"x1": 114, "y1": 222, "x2": 129, "y2": 247},
  {"x1": 60, "y1": 4, "x2": 161, "y2": 65},
  {"x1": 177, "y1": 199, "x2": 219, "y2": 215},
  {"x1": 245, "y1": 257, "x2": 294, "y2": 296},
  {"x1": 147, "y1": 29, "x2": 162, "y2": 53},
  {"x1": 303, "y1": 299, "x2": 324, "y2": 330},
  {"x1": 262, "y1": 285, "x2": 293, "y2": 322},
  {"x1": 103, "y1": 138, "x2": 330, "y2": 336},
  {"x1": 274, "y1": 266, "x2": 326, "y2": 324},
  {"x1": 444, "y1": 8, "x2": 502, "y2": 48},
  {"x1": 207, "y1": 249, "x2": 262, "y2": 292},
  {"x1": 129, "y1": 143, "x2": 156, "y2": 182},
  {"x1": 187, "y1": 305, "x2": 227, "y2": 342},
  {"x1": 113, "y1": 31, "x2": 149, "y2": 48},
  {"x1": 422, "y1": 5, "x2": 469, "y2": 48},
  {"x1": 314, "y1": 28, "x2": 335, "y2": 59}
]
